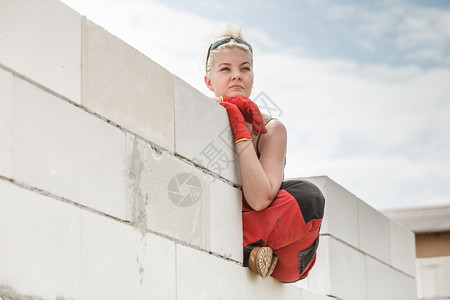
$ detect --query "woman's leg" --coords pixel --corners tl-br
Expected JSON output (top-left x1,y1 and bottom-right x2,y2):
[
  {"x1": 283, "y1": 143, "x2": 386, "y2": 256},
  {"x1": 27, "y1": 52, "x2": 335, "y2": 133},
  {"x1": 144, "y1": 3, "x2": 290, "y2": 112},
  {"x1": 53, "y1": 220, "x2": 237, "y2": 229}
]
[{"x1": 242, "y1": 180, "x2": 325, "y2": 281}]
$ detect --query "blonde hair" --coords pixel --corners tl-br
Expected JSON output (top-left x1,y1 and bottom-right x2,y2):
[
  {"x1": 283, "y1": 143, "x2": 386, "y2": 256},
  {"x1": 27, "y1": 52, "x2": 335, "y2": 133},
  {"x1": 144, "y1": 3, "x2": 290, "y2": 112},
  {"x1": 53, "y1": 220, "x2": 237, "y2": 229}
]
[{"x1": 205, "y1": 27, "x2": 253, "y2": 74}]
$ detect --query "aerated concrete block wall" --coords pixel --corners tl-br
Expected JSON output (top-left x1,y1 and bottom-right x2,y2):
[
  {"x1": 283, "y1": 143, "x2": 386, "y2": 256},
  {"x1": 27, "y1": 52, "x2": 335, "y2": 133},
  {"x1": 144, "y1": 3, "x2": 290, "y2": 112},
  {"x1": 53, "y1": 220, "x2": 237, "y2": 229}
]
[
  {"x1": 293, "y1": 177, "x2": 417, "y2": 300},
  {"x1": 0, "y1": 1, "x2": 416, "y2": 299}
]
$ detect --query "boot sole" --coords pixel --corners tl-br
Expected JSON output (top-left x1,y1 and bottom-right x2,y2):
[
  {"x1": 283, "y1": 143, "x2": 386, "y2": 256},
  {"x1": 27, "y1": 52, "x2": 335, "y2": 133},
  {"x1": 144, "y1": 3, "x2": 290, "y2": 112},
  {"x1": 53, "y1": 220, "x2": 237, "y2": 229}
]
[{"x1": 255, "y1": 247, "x2": 275, "y2": 278}]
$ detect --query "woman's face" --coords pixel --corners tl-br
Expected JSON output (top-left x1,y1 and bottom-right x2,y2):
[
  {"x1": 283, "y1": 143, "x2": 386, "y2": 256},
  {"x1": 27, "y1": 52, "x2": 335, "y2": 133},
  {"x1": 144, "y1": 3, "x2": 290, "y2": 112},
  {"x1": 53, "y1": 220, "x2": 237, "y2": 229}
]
[{"x1": 205, "y1": 47, "x2": 254, "y2": 98}]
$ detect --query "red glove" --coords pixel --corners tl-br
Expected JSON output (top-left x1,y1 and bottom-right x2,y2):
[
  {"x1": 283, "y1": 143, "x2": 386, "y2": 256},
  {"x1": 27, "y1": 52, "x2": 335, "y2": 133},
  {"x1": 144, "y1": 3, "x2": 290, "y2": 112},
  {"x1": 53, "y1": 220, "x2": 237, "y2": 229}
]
[
  {"x1": 222, "y1": 96, "x2": 268, "y2": 136},
  {"x1": 219, "y1": 102, "x2": 252, "y2": 143}
]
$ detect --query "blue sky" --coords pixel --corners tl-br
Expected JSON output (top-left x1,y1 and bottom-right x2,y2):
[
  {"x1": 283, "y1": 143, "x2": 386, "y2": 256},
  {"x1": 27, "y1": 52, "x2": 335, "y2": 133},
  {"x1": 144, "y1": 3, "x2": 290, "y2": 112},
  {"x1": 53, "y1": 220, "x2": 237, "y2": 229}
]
[
  {"x1": 61, "y1": 0, "x2": 450, "y2": 211},
  {"x1": 157, "y1": 0, "x2": 450, "y2": 68}
]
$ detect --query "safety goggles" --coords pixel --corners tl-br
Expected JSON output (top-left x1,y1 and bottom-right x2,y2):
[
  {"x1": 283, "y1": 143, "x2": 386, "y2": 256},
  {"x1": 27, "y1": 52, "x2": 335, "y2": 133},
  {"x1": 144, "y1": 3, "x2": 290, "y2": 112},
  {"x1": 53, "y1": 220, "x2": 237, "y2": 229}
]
[{"x1": 206, "y1": 36, "x2": 253, "y2": 70}]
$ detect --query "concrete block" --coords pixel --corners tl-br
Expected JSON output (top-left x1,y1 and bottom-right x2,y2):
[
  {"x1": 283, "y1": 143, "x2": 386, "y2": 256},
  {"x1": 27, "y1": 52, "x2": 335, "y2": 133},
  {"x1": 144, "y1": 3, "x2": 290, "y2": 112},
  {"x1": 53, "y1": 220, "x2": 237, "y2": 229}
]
[
  {"x1": 389, "y1": 219, "x2": 416, "y2": 277},
  {"x1": 366, "y1": 256, "x2": 396, "y2": 300},
  {"x1": 82, "y1": 18, "x2": 175, "y2": 152},
  {"x1": 302, "y1": 176, "x2": 359, "y2": 248},
  {"x1": 0, "y1": 180, "x2": 81, "y2": 299},
  {"x1": 306, "y1": 235, "x2": 368, "y2": 300},
  {"x1": 358, "y1": 200, "x2": 391, "y2": 264},
  {"x1": 0, "y1": 179, "x2": 177, "y2": 300},
  {"x1": 245, "y1": 273, "x2": 302, "y2": 299},
  {"x1": 366, "y1": 256, "x2": 416, "y2": 300},
  {"x1": 79, "y1": 209, "x2": 176, "y2": 300},
  {"x1": 176, "y1": 244, "x2": 245, "y2": 299},
  {"x1": 299, "y1": 288, "x2": 334, "y2": 300},
  {"x1": 209, "y1": 179, "x2": 243, "y2": 262},
  {"x1": 12, "y1": 77, "x2": 128, "y2": 220},
  {"x1": 394, "y1": 271, "x2": 417, "y2": 300},
  {"x1": 0, "y1": 68, "x2": 13, "y2": 177},
  {"x1": 291, "y1": 276, "x2": 309, "y2": 292},
  {"x1": 127, "y1": 135, "x2": 210, "y2": 250},
  {"x1": 0, "y1": 0, "x2": 81, "y2": 103},
  {"x1": 174, "y1": 75, "x2": 240, "y2": 183},
  {"x1": 141, "y1": 234, "x2": 177, "y2": 299}
]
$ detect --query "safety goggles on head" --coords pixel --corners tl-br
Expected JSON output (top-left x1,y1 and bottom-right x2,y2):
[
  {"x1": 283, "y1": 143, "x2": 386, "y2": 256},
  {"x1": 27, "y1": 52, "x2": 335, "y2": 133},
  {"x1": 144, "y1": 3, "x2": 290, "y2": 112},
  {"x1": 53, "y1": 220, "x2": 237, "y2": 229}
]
[{"x1": 206, "y1": 36, "x2": 253, "y2": 70}]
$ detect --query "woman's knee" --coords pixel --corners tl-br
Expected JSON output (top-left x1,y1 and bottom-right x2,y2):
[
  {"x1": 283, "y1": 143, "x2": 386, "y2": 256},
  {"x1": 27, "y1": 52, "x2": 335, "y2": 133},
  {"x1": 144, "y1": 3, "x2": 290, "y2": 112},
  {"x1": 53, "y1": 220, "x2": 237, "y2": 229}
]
[{"x1": 280, "y1": 179, "x2": 325, "y2": 223}]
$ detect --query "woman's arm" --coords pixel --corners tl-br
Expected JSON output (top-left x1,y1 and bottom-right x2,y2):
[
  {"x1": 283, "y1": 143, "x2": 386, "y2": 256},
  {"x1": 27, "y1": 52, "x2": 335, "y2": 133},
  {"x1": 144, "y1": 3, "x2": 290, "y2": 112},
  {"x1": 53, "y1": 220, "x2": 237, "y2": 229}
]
[{"x1": 236, "y1": 120, "x2": 287, "y2": 211}]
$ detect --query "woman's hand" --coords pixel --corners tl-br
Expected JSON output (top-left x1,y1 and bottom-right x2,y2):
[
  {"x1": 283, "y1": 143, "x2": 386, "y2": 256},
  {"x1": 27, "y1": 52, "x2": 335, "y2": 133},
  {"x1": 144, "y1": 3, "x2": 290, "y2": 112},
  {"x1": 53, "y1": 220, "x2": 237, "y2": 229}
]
[
  {"x1": 220, "y1": 99, "x2": 287, "y2": 212},
  {"x1": 219, "y1": 102, "x2": 252, "y2": 143},
  {"x1": 222, "y1": 96, "x2": 268, "y2": 136}
]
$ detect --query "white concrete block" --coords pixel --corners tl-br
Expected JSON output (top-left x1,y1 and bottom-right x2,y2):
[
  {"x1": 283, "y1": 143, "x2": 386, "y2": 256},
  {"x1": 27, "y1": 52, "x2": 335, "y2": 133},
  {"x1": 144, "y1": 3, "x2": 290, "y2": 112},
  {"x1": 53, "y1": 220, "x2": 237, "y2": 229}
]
[
  {"x1": 127, "y1": 135, "x2": 210, "y2": 250},
  {"x1": 0, "y1": 179, "x2": 177, "y2": 300},
  {"x1": 0, "y1": 180, "x2": 81, "y2": 299},
  {"x1": 79, "y1": 209, "x2": 176, "y2": 300},
  {"x1": 176, "y1": 244, "x2": 245, "y2": 299},
  {"x1": 174, "y1": 75, "x2": 240, "y2": 183},
  {"x1": 299, "y1": 288, "x2": 334, "y2": 300},
  {"x1": 140, "y1": 234, "x2": 177, "y2": 299},
  {"x1": 394, "y1": 271, "x2": 417, "y2": 300},
  {"x1": 366, "y1": 256, "x2": 416, "y2": 300},
  {"x1": 302, "y1": 176, "x2": 359, "y2": 248},
  {"x1": 389, "y1": 219, "x2": 416, "y2": 277},
  {"x1": 358, "y1": 200, "x2": 391, "y2": 264},
  {"x1": 245, "y1": 272, "x2": 302, "y2": 299},
  {"x1": 327, "y1": 236, "x2": 368, "y2": 300},
  {"x1": 0, "y1": 0, "x2": 81, "y2": 103},
  {"x1": 306, "y1": 235, "x2": 368, "y2": 300},
  {"x1": 12, "y1": 77, "x2": 128, "y2": 220},
  {"x1": 0, "y1": 68, "x2": 13, "y2": 177},
  {"x1": 366, "y1": 256, "x2": 396, "y2": 300},
  {"x1": 82, "y1": 18, "x2": 175, "y2": 152},
  {"x1": 209, "y1": 179, "x2": 243, "y2": 262}
]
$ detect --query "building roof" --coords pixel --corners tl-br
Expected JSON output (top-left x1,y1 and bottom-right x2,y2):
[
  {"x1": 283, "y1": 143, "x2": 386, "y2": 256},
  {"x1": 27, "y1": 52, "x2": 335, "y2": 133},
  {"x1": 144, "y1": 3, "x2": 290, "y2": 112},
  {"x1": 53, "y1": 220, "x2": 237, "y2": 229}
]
[{"x1": 383, "y1": 205, "x2": 450, "y2": 234}]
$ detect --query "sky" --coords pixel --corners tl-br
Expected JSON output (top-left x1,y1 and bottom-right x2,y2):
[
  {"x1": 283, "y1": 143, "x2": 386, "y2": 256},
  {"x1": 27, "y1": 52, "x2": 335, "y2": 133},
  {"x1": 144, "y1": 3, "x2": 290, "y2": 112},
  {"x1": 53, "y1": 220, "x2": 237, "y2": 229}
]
[{"x1": 60, "y1": 0, "x2": 450, "y2": 211}]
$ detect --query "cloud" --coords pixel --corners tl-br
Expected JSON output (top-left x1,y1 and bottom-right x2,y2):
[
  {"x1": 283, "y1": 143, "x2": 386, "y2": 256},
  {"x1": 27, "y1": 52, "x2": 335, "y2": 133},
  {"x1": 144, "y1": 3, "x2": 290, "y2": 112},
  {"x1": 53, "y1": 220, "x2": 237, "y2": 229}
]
[
  {"x1": 316, "y1": 1, "x2": 450, "y2": 66},
  {"x1": 254, "y1": 51, "x2": 450, "y2": 209}
]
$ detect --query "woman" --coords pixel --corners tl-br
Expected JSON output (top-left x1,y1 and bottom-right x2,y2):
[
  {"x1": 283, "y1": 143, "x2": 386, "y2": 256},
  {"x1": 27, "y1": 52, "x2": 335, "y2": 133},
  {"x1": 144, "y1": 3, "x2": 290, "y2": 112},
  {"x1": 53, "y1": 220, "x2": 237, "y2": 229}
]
[{"x1": 204, "y1": 29, "x2": 325, "y2": 283}]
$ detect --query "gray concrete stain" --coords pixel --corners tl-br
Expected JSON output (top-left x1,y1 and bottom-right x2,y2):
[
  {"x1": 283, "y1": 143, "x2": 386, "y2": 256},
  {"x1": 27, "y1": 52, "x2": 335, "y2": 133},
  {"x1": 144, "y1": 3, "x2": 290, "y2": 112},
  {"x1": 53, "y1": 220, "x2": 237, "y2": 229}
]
[
  {"x1": 127, "y1": 136, "x2": 152, "y2": 286},
  {"x1": 128, "y1": 137, "x2": 147, "y2": 234}
]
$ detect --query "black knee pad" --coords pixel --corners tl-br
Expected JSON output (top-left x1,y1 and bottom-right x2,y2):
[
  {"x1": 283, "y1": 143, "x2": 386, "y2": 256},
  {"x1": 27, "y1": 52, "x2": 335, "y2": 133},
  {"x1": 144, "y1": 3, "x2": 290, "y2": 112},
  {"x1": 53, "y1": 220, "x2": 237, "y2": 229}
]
[{"x1": 280, "y1": 180, "x2": 325, "y2": 223}]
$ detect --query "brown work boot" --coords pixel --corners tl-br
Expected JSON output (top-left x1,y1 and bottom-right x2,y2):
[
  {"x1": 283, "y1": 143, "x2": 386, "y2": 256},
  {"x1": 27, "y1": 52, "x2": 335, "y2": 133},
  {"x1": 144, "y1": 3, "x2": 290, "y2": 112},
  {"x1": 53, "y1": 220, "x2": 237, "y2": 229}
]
[{"x1": 248, "y1": 246, "x2": 278, "y2": 278}]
